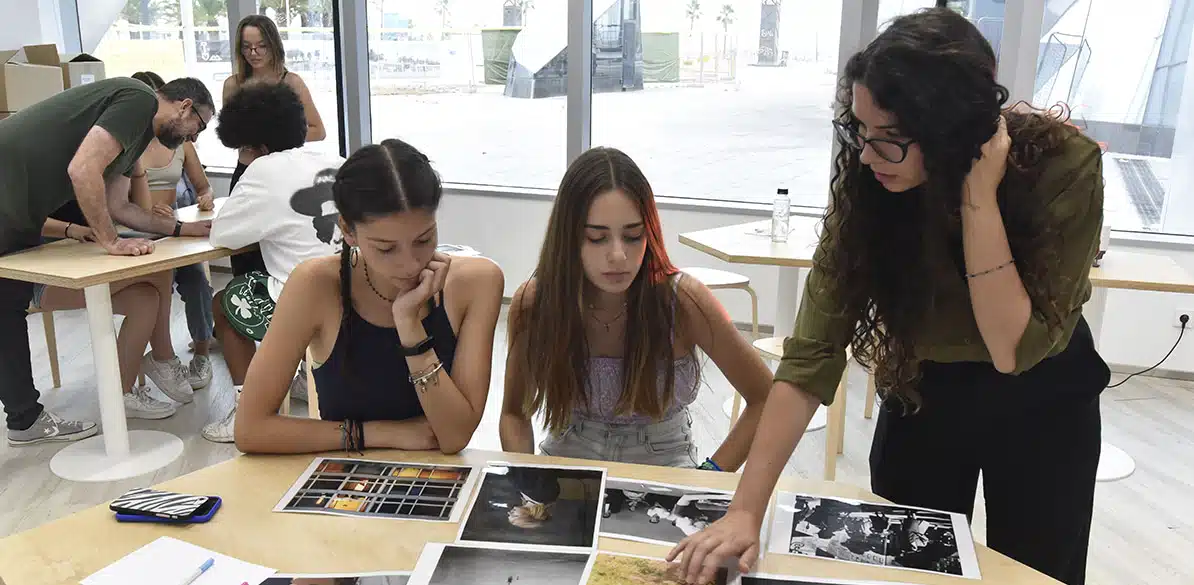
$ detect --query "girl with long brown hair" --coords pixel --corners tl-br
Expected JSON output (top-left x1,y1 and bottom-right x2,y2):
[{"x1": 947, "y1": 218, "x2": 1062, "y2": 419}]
[
  {"x1": 223, "y1": 14, "x2": 326, "y2": 275},
  {"x1": 669, "y1": 9, "x2": 1108, "y2": 585},
  {"x1": 500, "y1": 147, "x2": 772, "y2": 470}
]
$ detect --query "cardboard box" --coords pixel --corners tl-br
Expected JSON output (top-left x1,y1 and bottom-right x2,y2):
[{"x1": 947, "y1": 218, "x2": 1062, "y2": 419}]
[
  {"x1": 59, "y1": 52, "x2": 105, "y2": 88},
  {"x1": 0, "y1": 44, "x2": 65, "y2": 114}
]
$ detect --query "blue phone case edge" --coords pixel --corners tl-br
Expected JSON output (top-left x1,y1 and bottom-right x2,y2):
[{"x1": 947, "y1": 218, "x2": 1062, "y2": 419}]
[{"x1": 114, "y1": 496, "x2": 222, "y2": 523}]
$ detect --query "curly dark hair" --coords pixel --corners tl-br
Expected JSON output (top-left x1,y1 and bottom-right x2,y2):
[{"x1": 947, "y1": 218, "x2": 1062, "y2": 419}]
[
  {"x1": 215, "y1": 80, "x2": 307, "y2": 153},
  {"x1": 824, "y1": 8, "x2": 1079, "y2": 410}
]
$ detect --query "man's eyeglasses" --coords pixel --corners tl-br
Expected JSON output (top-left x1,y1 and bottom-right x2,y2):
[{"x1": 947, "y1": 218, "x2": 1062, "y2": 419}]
[
  {"x1": 832, "y1": 120, "x2": 917, "y2": 164},
  {"x1": 189, "y1": 104, "x2": 208, "y2": 140}
]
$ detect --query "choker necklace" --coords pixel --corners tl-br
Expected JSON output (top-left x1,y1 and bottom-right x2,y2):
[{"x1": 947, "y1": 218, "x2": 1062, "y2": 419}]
[
  {"x1": 363, "y1": 262, "x2": 394, "y2": 303},
  {"x1": 587, "y1": 302, "x2": 627, "y2": 332}
]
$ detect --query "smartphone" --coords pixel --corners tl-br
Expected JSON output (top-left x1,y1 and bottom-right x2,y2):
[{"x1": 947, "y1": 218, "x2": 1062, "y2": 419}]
[
  {"x1": 110, "y1": 487, "x2": 214, "y2": 521},
  {"x1": 115, "y1": 497, "x2": 222, "y2": 524}
]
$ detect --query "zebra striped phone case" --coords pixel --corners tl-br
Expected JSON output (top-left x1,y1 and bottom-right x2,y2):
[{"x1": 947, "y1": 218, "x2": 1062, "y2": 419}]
[{"x1": 109, "y1": 488, "x2": 211, "y2": 520}]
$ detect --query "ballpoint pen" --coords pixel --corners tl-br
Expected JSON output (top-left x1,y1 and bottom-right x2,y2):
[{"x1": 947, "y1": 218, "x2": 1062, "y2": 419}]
[{"x1": 179, "y1": 558, "x2": 214, "y2": 585}]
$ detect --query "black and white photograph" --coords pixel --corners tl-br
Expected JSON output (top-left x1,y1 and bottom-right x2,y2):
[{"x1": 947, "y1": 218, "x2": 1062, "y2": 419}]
[
  {"x1": 262, "y1": 573, "x2": 410, "y2": 585},
  {"x1": 457, "y1": 462, "x2": 606, "y2": 551},
  {"x1": 729, "y1": 574, "x2": 918, "y2": 585},
  {"x1": 766, "y1": 492, "x2": 980, "y2": 580},
  {"x1": 600, "y1": 478, "x2": 758, "y2": 546},
  {"x1": 408, "y1": 542, "x2": 594, "y2": 585}
]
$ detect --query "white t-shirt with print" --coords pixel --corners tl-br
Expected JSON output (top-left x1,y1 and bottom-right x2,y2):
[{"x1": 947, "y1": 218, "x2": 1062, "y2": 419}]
[{"x1": 210, "y1": 149, "x2": 346, "y2": 302}]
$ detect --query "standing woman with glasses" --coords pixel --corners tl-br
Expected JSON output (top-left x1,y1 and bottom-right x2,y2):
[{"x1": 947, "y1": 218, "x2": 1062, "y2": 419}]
[
  {"x1": 669, "y1": 9, "x2": 1108, "y2": 585},
  {"x1": 223, "y1": 14, "x2": 326, "y2": 274}
]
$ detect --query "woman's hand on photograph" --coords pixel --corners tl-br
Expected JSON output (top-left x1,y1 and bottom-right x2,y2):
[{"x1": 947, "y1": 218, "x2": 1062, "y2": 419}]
[
  {"x1": 391, "y1": 252, "x2": 451, "y2": 326},
  {"x1": 963, "y1": 115, "x2": 1011, "y2": 204},
  {"x1": 667, "y1": 509, "x2": 761, "y2": 584},
  {"x1": 197, "y1": 193, "x2": 215, "y2": 211},
  {"x1": 151, "y1": 203, "x2": 175, "y2": 218}
]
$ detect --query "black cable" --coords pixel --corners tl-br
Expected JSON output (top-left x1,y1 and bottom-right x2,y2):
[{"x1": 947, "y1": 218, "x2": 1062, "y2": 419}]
[{"x1": 1108, "y1": 316, "x2": 1186, "y2": 389}]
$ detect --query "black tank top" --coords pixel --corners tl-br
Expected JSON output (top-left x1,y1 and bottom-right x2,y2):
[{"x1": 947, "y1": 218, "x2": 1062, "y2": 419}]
[{"x1": 313, "y1": 293, "x2": 457, "y2": 422}]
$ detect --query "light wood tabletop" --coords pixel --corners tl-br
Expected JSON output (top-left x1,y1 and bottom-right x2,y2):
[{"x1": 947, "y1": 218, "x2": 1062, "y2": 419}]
[
  {"x1": 679, "y1": 217, "x2": 821, "y2": 269},
  {"x1": 0, "y1": 449, "x2": 1059, "y2": 585},
  {"x1": 0, "y1": 200, "x2": 237, "y2": 289},
  {"x1": 680, "y1": 217, "x2": 1194, "y2": 294}
]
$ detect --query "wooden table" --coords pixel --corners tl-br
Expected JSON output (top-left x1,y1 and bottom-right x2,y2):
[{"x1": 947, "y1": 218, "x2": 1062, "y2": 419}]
[
  {"x1": 0, "y1": 202, "x2": 244, "y2": 482},
  {"x1": 681, "y1": 218, "x2": 1194, "y2": 482},
  {"x1": 0, "y1": 449, "x2": 1061, "y2": 585}
]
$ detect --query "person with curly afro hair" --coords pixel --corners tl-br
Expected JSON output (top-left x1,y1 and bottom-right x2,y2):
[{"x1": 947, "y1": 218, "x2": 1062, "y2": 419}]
[{"x1": 202, "y1": 81, "x2": 345, "y2": 444}]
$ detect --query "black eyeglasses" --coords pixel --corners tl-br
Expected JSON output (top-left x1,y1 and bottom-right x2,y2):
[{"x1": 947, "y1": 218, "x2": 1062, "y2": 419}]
[
  {"x1": 190, "y1": 104, "x2": 208, "y2": 139},
  {"x1": 832, "y1": 120, "x2": 917, "y2": 164}
]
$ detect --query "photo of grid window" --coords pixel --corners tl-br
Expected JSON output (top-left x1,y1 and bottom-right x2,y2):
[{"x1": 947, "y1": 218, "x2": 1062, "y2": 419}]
[{"x1": 277, "y1": 458, "x2": 475, "y2": 521}]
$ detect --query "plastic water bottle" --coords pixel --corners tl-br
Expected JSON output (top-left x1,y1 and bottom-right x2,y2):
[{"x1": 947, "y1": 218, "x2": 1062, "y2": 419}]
[{"x1": 771, "y1": 188, "x2": 790, "y2": 243}]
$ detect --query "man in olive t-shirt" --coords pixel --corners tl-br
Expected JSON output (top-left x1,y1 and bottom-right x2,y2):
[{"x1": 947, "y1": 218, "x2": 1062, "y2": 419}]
[{"x1": 0, "y1": 76, "x2": 215, "y2": 445}]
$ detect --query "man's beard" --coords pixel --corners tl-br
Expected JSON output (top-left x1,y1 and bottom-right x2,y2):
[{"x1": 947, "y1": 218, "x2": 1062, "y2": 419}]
[{"x1": 157, "y1": 125, "x2": 186, "y2": 150}]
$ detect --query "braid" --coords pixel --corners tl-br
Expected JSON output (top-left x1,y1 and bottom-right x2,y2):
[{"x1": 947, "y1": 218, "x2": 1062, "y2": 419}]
[{"x1": 338, "y1": 240, "x2": 353, "y2": 395}]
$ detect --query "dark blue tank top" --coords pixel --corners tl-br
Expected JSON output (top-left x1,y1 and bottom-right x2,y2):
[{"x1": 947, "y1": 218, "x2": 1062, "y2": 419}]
[{"x1": 312, "y1": 294, "x2": 457, "y2": 422}]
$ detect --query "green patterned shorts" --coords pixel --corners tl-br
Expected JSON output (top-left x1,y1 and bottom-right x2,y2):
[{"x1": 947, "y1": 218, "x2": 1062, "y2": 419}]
[{"x1": 219, "y1": 271, "x2": 275, "y2": 342}]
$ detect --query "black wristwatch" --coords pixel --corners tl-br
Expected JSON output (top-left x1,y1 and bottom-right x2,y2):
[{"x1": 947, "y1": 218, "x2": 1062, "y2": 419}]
[
  {"x1": 401, "y1": 335, "x2": 435, "y2": 356},
  {"x1": 172, "y1": 221, "x2": 182, "y2": 237}
]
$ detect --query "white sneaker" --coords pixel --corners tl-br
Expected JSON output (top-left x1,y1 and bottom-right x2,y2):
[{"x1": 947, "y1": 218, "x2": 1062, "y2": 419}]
[
  {"x1": 201, "y1": 405, "x2": 236, "y2": 443},
  {"x1": 141, "y1": 354, "x2": 194, "y2": 404},
  {"x1": 188, "y1": 355, "x2": 213, "y2": 390},
  {"x1": 124, "y1": 386, "x2": 178, "y2": 420}
]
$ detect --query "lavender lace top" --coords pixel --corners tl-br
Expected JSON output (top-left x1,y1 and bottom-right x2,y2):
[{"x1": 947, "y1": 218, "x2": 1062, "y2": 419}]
[{"x1": 576, "y1": 353, "x2": 701, "y2": 425}]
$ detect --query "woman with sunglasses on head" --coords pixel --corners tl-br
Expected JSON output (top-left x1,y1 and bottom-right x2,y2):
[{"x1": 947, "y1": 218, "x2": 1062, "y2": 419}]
[
  {"x1": 669, "y1": 9, "x2": 1108, "y2": 585},
  {"x1": 223, "y1": 14, "x2": 326, "y2": 275}
]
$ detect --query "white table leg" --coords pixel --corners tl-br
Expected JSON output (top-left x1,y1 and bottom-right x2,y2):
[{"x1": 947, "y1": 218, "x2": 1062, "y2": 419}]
[
  {"x1": 1084, "y1": 286, "x2": 1134, "y2": 482},
  {"x1": 49, "y1": 284, "x2": 183, "y2": 482},
  {"x1": 773, "y1": 267, "x2": 804, "y2": 338},
  {"x1": 749, "y1": 267, "x2": 828, "y2": 432}
]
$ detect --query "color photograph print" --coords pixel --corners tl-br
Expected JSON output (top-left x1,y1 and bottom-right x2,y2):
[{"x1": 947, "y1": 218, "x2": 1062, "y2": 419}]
[
  {"x1": 274, "y1": 457, "x2": 479, "y2": 523},
  {"x1": 456, "y1": 462, "x2": 606, "y2": 552},
  {"x1": 600, "y1": 478, "x2": 766, "y2": 547},
  {"x1": 766, "y1": 492, "x2": 981, "y2": 580},
  {"x1": 585, "y1": 552, "x2": 728, "y2": 585},
  {"x1": 262, "y1": 573, "x2": 410, "y2": 585},
  {"x1": 408, "y1": 542, "x2": 594, "y2": 585},
  {"x1": 729, "y1": 573, "x2": 919, "y2": 585}
]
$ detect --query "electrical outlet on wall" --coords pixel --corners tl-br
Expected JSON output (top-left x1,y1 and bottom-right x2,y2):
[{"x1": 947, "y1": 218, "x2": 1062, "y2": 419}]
[{"x1": 1175, "y1": 309, "x2": 1193, "y2": 328}]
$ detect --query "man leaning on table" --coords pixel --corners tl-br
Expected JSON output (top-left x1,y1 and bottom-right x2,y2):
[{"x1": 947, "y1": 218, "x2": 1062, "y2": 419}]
[{"x1": 0, "y1": 76, "x2": 215, "y2": 446}]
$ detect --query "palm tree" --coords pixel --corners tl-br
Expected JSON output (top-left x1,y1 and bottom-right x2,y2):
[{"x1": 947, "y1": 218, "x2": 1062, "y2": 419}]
[
  {"x1": 685, "y1": 0, "x2": 701, "y2": 31},
  {"x1": 193, "y1": 0, "x2": 226, "y2": 26},
  {"x1": 516, "y1": 0, "x2": 535, "y2": 26},
  {"x1": 716, "y1": 3, "x2": 735, "y2": 33},
  {"x1": 435, "y1": 0, "x2": 450, "y2": 39}
]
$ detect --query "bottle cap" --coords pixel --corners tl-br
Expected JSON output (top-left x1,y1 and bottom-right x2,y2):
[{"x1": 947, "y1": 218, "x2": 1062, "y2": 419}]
[{"x1": 777, "y1": 188, "x2": 789, "y2": 195}]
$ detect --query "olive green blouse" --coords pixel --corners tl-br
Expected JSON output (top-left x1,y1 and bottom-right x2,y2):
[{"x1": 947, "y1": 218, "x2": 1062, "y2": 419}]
[{"x1": 775, "y1": 132, "x2": 1105, "y2": 405}]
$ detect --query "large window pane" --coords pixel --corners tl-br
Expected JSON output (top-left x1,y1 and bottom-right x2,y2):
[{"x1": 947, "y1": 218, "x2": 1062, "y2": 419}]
[
  {"x1": 96, "y1": 0, "x2": 231, "y2": 166},
  {"x1": 365, "y1": 0, "x2": 566, "y2": 189},
  {"x1": 1034, "y1": 0, "x2": 1193, "y2": 234},
  {"x1": 97, "y1": 1, "x2": 339, "y2": 170},
  {"x1": 590, "y1": 0, "x2": 842, "y2": 208}
]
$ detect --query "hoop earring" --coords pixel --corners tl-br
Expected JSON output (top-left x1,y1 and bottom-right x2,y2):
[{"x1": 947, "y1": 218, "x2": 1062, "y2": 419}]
[{"x1": 350, "y1": 246, "x2": 359, "y2": 267}]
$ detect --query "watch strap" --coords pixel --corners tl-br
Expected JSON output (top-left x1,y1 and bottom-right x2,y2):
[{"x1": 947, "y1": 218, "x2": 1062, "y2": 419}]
[
  {"x1": 173, "y1": 221, "x2": 182, "y2": 237},
  {"x1": 401, "y1": 334, "x2": 435, "y2": 357}
]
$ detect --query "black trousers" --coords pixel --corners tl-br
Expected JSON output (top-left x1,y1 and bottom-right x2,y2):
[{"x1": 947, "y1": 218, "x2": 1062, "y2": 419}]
[
  {"x1": 0, "y1": 231, "x2": 45, "y2": 430},
  {"x1": 870, "y1": 316, "x2": 1109, "y2": 585},
  {"x1": 228, "y1": 160, "x2": 267, "y2": 276}
]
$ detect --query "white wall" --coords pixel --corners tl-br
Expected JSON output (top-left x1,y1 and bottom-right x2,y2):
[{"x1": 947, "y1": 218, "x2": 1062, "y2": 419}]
[
  {"x1": 0, "y1": 0, "x2": 59, "y2": 49},
  {"x1": 438, "y1": 190, "x2": 1194, "y2": 373},
  {"x1": 207, "y1": 175, "x2": 1194, "y2": 374}
]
